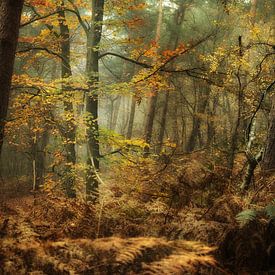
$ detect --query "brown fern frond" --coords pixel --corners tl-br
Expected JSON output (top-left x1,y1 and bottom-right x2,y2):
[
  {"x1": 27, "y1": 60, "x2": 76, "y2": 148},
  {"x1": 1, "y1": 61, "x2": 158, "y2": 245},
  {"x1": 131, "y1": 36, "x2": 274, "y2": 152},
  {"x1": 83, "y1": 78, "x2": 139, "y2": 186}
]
[
  {"x1": 142, "y1": 240, "x2": 216, "y2": 274},
  {"x1": 0, "y1": 237, "x2": 216, "y2": 274},
  {"x1": 143, "y1": 253, "x2": 216, "y2": 274}
]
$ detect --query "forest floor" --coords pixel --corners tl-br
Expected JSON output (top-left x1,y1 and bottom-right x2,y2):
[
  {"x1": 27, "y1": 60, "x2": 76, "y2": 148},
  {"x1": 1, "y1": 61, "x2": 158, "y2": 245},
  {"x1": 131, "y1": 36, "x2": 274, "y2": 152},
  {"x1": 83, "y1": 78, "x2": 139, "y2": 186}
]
[{"x1": 0, "y1": 153, "x2": 274, "y2": 274}]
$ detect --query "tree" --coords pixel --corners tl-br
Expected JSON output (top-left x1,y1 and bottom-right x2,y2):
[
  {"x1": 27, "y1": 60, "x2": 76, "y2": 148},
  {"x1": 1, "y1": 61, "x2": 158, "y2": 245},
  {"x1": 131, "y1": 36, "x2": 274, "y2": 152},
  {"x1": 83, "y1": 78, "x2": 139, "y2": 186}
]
[
  {"x1": 143, "y1": 0, "x2": 163, "y2": 156},
  {"x1": 156, "y1": 1, "x2": 187, "y2": 154},
  {"x1": 0, "y1": 0, "x2": 24, "y2": 153},
  {"x1": 186, "y1": 84, "x2": 211, "y2": 152},
  {"x1": 262, "y1": 91, "x2": 275, "y2": 172},
  {"x1": 85, "y1": 0, "x2": 105, "y2": 199},
  {"x1": 58, "y1": 1, "x2": 77, "y2": 198}
]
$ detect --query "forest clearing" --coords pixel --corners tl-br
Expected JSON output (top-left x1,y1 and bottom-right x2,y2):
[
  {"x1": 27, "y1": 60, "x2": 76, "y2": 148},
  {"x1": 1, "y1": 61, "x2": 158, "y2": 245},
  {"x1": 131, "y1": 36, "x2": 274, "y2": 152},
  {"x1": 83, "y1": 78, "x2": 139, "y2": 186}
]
[{"x1": 0, "y1": 0, "x2": 274, "y2": 274}]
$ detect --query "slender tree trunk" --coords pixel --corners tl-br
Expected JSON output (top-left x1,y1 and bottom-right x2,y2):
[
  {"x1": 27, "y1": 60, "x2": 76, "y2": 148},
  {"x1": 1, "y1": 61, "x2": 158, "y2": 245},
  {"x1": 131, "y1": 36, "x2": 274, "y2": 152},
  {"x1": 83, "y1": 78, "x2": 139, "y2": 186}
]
[
  {"x1": 171, "y1": 92, "x2": 180, "y2": 146},
  {"x1": 144, "y1": 0, "x2": 163, "y2": 155},
  {"x1": 156, "y1": 2, "x2": 187, "y2": 153},
  {"x1": 126, "y1": 96, "x2": 137, "y2": 139},
  {"x1": 58, "y1": 5, "x2": 77, "y2": 198},
  {"x1": 144, "y1": 94, "x2": 158, "y2": 155},
  {"x1": 186, "y1": 85, "x2": 210, "y2": 152},
  {"x1": 228, "y1": 36, "x2": 246, "y2": 171},
  {"x1": 85, "y1": 0, "x2": 104, "y2": 200},
  {"x1": 228, "y1": 99, "x2": 241, "y2": 170},
  {"x1": 241, "y1": 117, "x2": 263, "y2": 191},
  {"x1": 0, "y1": 0, "x2": 24, "y2": 154},
  {"x1": 263, "y1": 94, "x2": 275, "y2": 172},
  {"x1": 36, "y1": 130, "x2": 49, "y2": 187},
  {"x1": 156, "y1": 91, "x2": 169, "y2": 154},
  {"x1": 112, "y1": 96, "x2": 121, "y2": 132},
  {"x1": 207, "y1": 96, "x2": 218, "y2": 147},
  {"x1": 180, "y1": 104, "x2": 187, "y2": 151},
  {"x1": 222, "y1": 94, "x2": 230, "y2": 147},
  {"x1": 108, "y1": 98, "x2": 114, "y2": 130}
]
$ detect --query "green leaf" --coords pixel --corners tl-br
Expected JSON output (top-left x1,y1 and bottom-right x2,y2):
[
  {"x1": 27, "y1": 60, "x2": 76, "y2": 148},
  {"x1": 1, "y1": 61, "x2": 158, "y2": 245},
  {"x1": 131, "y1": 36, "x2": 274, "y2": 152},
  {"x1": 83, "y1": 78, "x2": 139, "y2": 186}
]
[
  {"x1": 236, "y1": 209, "x2": 257, "y2": 226},
  {"x1": 265, "y1": 204, "x2": 275, "y2": 219}
]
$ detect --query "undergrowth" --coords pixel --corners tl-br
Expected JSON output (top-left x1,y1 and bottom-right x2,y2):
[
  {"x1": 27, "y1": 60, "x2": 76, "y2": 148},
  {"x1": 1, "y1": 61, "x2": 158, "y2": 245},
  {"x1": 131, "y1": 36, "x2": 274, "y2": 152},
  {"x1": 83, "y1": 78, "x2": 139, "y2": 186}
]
[{"x1": 0, "y1": 151, "x2": 274, "y2": 273}]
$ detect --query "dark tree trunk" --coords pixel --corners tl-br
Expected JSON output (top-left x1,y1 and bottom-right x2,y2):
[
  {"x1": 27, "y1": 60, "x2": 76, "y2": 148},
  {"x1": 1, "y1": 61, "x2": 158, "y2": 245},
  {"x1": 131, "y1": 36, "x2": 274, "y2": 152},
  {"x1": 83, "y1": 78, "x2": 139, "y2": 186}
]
[
  {"x1": 36, "y1": 130, "x2": 49, "y2": 187},
  {"x1": 0, "y1": 0, "x2": 24, "y2": 153},
  {"x1": 58, "y1": 4, "x2": 77, "y2": 198},
  {"x1": 144, "y1": 94, "x2": 158, "y2": 155},
  {"x1": 143, "y1": 0, "x2": 163, "y2": 156},
  {"x1": 171, "y1": 92, "x2": 180, "y2": 146},
  {"x1": 85, "y1": 0, "x2": 104, "y2": 200},
  {"x1": 186, "y1": 85, "x2": 210, "y2": 152},
  {"x1": 241, "y1": 151, "x2": 262, "y2": 191},
  {"x1": 263, "y1": 94, "x2": 275, "y2": 172},
  {"x1": 156, "y1": 91, "x2": 169, "y2": 154},
  {"x1": 187, "y1": 117, "x2": 200, "y2": 152},
  {"x1": 228, "y1": 88, "x2": 243, "y2": 170},
  {"x1": 207, "y1": 96, "x2": 218, "y2": 147},
  {"x1": 126, "y1": 96, "x2": 137, "y2": 139}
]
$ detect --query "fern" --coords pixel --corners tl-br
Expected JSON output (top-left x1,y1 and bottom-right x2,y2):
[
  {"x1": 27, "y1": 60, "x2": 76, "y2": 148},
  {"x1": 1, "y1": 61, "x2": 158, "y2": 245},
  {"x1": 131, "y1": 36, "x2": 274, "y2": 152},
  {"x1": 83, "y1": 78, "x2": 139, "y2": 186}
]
[
  {"x1": 236, "y1": 202, "x2": 275, "y2": 227},
  {"x1": 0, "y1": 237, "x2": 216, "y2": 274},
  {"x1": 265, "y1": 203, "x2": 275, "y2": 219},
  {"x1": 236, "y1": 209, "x2": 257, "y2": 226}
]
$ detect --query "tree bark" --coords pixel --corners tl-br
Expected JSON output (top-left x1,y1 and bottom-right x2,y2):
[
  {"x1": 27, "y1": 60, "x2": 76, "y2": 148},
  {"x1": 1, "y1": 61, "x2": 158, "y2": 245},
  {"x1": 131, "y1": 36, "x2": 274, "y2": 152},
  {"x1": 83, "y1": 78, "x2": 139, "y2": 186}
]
[
  {"x1": 126, "y1": 96, "x2": 137, "y2": 139},
  {"x1": 156, "y1": 91, "x2": 169, "y2": 154},
  {"x1": 156, "y1": 1, "x2": 187, "y2": 153},
  {"x1": 263, "y1": 94, "x2": 275, "y2": 172},
  {"x1": 143, "y1": 0, "x2": 163, "y2": 156},
  {"x1": 35, "y1": 130, "x2": 49, "y2": 187},
  {"x1": 112, "y1": 96, "x2": 121, "y2": 132},
  {"x1": 186, "y1": 84, "x2": 210, "y2": 152},
  {"x1": 0, "y1": 0, "x2": 24, "y2": 153},
  {"x1": 207, "y1": 95, "x2": 218, "y2": 147},
  {"x1": 58, "y1": 4, "x2": 77, "y2": 198},
  {"x1": 85, "y1": 0, "x2": 104, "y2": 200}
]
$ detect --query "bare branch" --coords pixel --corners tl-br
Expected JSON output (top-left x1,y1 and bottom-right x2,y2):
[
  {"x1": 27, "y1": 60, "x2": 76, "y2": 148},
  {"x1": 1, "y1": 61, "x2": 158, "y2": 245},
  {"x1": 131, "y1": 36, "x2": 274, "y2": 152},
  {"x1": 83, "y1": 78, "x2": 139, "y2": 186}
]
[
  {"x1": 16, "y1": 47, "x2": 65, "y2": 61},
  {"x1": 20, "y1": 10, "x2": 61, "y2": 28}
]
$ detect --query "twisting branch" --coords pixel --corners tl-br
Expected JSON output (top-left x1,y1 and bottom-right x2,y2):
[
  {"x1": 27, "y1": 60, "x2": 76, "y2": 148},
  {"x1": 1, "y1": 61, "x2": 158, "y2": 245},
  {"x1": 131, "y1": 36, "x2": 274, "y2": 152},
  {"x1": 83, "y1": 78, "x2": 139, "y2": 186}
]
[
  {"x1": 21, "y1": 4, "x2": 89, "y2": 34},
  {"x1": 99, "y1": 33, "x2": 214, "y2": 84},
  {"x1": 25, "y1": 4, "x2": 60, "y2": 38},
  {"x1": 16, "y1": 47, "x2": 65, "y2": 61},
  {"x1": 99, "y1": 52, "x2": 152, "y2": 68},
  {"x1": 246, "y1": 42, "x2": 275, "y2": 49},
  {"x1": 248, "y1": 52, "x2": 275, "y2": 85},
  {"x1": 66, "y1": 0, "x2": 90, "y2": 34},
  {"x1": 246, "y1": 80, "x2": 275, "y2": 141},
  {"x1": 20, "y1": 10, "x2": 62, "y2": 28},
  {"x1": 134, "y1": 33, "x2": 214, "y2": 83}
]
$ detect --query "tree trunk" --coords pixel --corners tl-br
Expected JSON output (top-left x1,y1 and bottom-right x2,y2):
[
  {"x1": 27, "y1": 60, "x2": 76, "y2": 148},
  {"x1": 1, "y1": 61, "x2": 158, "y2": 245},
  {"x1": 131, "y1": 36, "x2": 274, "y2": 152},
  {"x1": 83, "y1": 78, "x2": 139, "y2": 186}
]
[
  {"x1": 108, "y1": 97, "x2": 114, "y2": 130},
  {"x1": 58, "y1": 4, "x2": 77, "y2": 198},
  {"x1": 186, "y1": 84, "x2": 210, "y2": 152},
  {"x1": 0, "y1": 0, "x2": 24, "y2": 153},
  {"x1": 156, "y1": 1, "x2": 187, "y2": 153},
  {"x1": 241, "y1": 117, "x2": 262, "y2": 191},
  {"x1": 126, "y1": 96, "x2": 137, "y2": 139},
  {"x1": 36, "y1": 130, "x2": 49, "y2": 187},
  {"x1": 144, "y1": 94, "x2": 158, "y2": 155},
  {"x1": 85, "y1": 0, "x2": 104, "y2": 200},
  {"x1": 112, "y1": 96, "x2": 121, "y2": 132},
  {"x1": 228, "y1": 83, "x2": 244, "y2": 170},
  {"x1": 171, "y1": 92, "x2": 180, "y2": 146},
  {"x1": 263, "y1": 94, "x2": 275, "y2": 172},
  {"x1": 143, "y1": 0, "x2": 163, "y2": 155},
  {"x1": 207, "y1": 95, "x2": 218, "y2": 147},
  {"x1": 156, "y1": 91, "x2": 169, "y2": 154}
]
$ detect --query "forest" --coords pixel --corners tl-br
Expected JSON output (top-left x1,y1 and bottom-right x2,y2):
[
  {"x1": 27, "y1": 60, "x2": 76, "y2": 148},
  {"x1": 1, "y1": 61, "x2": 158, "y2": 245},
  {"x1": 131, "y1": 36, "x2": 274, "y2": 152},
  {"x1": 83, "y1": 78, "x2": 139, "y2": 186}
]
[{"x1": 0, "y1": 0, "x2": 274, "y2": 274}]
